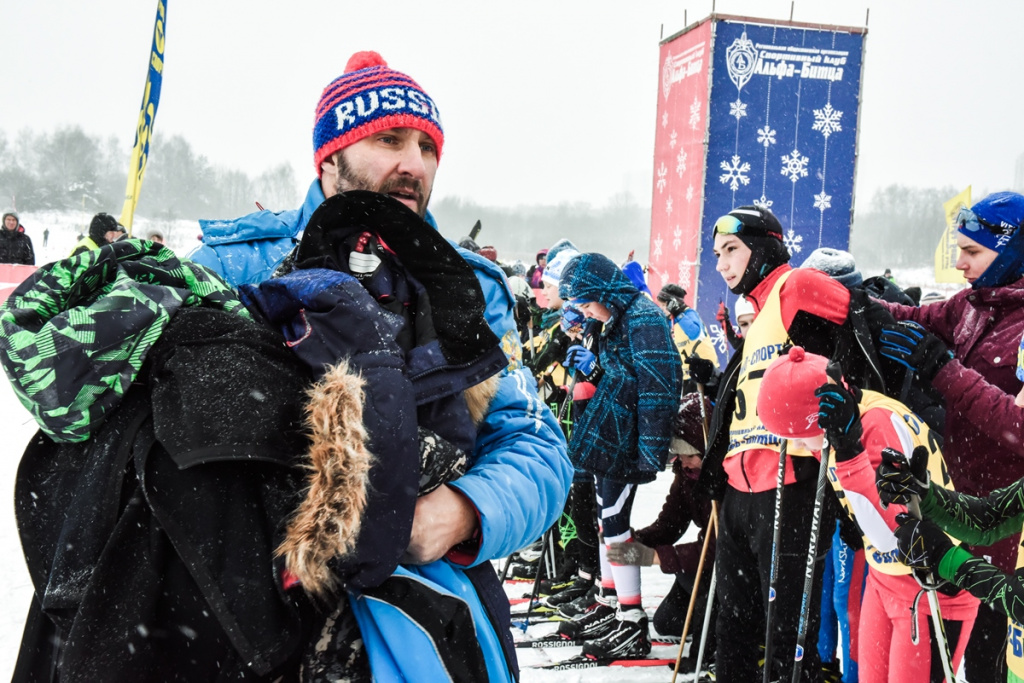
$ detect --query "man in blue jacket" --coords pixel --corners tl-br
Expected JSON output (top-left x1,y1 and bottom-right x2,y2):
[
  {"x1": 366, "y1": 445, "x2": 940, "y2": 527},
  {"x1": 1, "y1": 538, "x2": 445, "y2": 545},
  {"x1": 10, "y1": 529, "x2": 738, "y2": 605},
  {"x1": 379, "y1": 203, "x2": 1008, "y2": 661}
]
[{"x1": 194, "y1": 50, "x2": 572, "y2": 680}]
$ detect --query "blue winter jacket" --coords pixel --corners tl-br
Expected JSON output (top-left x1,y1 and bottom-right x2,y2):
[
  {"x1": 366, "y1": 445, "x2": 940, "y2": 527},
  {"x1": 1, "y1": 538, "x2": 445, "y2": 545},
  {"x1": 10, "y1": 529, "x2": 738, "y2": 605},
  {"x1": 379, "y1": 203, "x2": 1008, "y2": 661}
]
[
  {"x1": 205, "y1": 186, "x2": 571, "y2": 680},
  {"x1": 188, "y1": 180, "x2": 324, "y2": 288},
  {"x1": 559, "y1": 253, "x2": 681, "y2": 483}
]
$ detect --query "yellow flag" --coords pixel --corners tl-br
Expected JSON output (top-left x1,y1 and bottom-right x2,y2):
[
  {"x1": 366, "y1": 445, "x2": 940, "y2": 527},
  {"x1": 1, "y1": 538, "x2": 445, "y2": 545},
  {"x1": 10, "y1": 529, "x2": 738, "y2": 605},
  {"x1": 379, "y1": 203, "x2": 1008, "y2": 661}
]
[
  {"x1": 120, "y1": 0, "x2": 167, "y2": 234},
  {"x1": 935, "y1": 186, "x2": 971, "y2": 284}
]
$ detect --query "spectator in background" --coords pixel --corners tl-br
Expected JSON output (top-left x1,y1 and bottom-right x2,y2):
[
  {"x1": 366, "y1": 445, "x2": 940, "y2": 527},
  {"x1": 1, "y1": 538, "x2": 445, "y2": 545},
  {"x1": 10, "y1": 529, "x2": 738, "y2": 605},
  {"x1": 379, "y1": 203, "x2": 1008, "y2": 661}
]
[
  {"x1": 883, "y1": 268, "x2": 895, "y2": 282},
  {"x1": 70, "y1": 213, "x2": 125, "y2": 257},
  {"x1": 478, "y1": 245, "x2": 498, "y2": 262},
  {"x1": 0, "y1": 211, "x2": 34, "y2": 265},
  {"x1": 528, "y1": 248, "x2": 548, "y2": 289},
  {"x1": 147, "y1": 230, "x2": 165, "y2": 245},
  {"x1": 42, "y1": 228, "x2": 49, "y2": 248}
]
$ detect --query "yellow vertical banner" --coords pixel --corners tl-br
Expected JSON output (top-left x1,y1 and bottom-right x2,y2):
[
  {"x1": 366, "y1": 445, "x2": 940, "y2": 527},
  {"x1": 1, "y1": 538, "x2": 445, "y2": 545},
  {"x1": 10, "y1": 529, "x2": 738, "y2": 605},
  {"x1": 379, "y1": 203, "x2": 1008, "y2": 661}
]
[
  {"x1": 935, "y1": 186, "x2": 971, "y2": 283},
  {"x1": 120, "y1": 0, "x2": 167, "y2": 234}
]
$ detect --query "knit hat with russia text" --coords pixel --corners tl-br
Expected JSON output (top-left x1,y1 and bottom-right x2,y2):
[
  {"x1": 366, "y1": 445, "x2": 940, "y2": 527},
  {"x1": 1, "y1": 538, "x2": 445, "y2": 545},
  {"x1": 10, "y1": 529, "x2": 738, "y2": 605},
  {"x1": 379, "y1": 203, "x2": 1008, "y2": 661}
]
[
  {"x1": 313, "y1": 51, "x2": 444, "y2": 177},
  {"x1": 757, "y1": 346, "x2": 829, "y2": 439}
]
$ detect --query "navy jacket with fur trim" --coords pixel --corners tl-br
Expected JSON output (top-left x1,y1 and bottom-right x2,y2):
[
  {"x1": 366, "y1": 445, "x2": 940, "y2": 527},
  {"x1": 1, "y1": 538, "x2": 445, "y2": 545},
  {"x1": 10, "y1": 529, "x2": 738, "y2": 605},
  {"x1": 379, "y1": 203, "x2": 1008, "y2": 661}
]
[{"x1": 558, "y1": 253, "x2": 681, "y2": 483}]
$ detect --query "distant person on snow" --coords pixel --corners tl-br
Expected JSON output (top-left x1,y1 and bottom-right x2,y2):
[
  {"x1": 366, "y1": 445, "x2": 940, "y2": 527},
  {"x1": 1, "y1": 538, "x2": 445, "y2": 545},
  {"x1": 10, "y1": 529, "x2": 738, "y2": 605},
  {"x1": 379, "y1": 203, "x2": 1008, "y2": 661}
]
[
  {"x1": 0, "y1": 211, "x2": 35, "y2": 265},
  {"x1": 70, "y1": 213, "x2": 126, "y2": 257}
]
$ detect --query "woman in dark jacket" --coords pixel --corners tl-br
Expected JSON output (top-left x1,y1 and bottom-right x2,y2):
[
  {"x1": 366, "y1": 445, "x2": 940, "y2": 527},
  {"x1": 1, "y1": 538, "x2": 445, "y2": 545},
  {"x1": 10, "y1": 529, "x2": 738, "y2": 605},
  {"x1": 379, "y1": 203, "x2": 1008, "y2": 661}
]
[
  {"x1": 553, "y1": 252, "x2": 681, "y2": 660},
  {"x1": 878, "y1": 190, "x2": 1024, "y2": 682},
  {"x1": 0, "y1": 211, "x2": 35, "y2": 265}
]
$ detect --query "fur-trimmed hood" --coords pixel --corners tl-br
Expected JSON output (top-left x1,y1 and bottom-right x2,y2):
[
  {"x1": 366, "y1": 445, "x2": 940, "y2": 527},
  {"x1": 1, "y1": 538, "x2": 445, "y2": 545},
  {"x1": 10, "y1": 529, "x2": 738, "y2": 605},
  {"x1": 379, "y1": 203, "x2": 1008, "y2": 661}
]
[{"x1": 278, "y1": 360, "x2": 498, "y2": 598}]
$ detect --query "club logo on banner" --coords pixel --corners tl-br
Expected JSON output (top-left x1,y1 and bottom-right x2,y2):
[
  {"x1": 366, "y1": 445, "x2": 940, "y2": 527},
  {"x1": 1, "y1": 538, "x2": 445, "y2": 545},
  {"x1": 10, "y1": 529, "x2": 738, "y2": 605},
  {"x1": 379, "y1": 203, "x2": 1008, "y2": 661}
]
[{"x1": 725, "y1": 31, "x2": 757, "y2": 91}]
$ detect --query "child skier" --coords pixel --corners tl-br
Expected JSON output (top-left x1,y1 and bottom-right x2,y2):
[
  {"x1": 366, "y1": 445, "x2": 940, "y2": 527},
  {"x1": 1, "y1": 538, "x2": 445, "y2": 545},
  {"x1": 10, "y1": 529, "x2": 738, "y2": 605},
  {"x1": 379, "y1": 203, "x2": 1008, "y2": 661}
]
[
  {"x1": 554, "y1": 252, "x2": 681, "y2": 660},
  {"x1": 757, "y1": 346, "x2": 978, "y2": 681},
  {"x1": 871, "y1": 333, "x2": 1024, "y2": 682}
]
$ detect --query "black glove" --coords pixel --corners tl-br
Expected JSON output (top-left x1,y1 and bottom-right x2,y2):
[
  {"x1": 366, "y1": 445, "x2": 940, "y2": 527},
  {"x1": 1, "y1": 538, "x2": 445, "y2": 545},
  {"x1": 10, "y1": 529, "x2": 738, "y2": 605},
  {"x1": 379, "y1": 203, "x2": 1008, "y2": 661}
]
[
  {"x1": 876, "y1": 446, "x2": 930, "y2": 507},
  {"x1": 894, "y1": 512, "x2": 953, "y2": 574},
  {"x1": 663, "y1": 297, "x2": 685, "y2": 318},
  {"x1": 879, "y1": 321, "x2": 953, "y2": 383},
  {"x1": 686, "y1": 356, "x2": 716, "y2": 386},
  {"x1": 815, "y1": 381, "x2": 864, "y2": 461},
  {"x1": 417, "y1": 428, "x2": 469, "y2": 495}
]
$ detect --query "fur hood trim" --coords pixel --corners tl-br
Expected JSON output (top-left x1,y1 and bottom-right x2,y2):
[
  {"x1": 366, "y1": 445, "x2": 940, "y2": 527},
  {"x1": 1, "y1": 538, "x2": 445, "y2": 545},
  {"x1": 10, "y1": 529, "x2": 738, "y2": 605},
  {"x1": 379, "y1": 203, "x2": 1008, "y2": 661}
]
[
  {"x1": 277, "y1": 360, "x2": 373, "y2": 598},
  {"x1": 278, "y1": 364, "x2": 499, "y2": 599}
]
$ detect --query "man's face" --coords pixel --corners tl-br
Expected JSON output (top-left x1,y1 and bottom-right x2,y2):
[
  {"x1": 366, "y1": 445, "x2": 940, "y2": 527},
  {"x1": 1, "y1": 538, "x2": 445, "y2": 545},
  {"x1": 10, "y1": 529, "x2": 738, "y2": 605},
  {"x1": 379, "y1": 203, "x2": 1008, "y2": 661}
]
[
  {"x1": 737, "y1": 314, "x2": 754, "y2": 336},
  {"x1": 320, "y1": 127, "x2": 438, "y2": 217},
  {"x1": 955, "y1": 232, "x2": 999, "y2": 284},
  {"x1": 105, "y1": 230, "x2": 123, "y2": 244},
  {"x1": 3, "y1": 215, "x2": 16, "y2": 231}
]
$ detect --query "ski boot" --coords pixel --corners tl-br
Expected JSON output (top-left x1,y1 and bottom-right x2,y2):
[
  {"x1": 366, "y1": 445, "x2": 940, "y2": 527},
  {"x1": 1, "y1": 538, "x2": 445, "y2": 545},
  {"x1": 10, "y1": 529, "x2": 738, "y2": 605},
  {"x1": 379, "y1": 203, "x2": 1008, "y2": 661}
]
[{"x1": 579, "y1": 607, "x2": 652, "y2": 659}]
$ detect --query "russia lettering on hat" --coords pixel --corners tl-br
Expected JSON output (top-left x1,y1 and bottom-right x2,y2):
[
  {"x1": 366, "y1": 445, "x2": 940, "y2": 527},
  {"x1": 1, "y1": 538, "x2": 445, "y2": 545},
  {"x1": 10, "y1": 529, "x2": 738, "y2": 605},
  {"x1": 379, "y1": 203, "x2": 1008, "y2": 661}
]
[{"x1": 313, "y1": 51, "x2": 444, "y2": 176}]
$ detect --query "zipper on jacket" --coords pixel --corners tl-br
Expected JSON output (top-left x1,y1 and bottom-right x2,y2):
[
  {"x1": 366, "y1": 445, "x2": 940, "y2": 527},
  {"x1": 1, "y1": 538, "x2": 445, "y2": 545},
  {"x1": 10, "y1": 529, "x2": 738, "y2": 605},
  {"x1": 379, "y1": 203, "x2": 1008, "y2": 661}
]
[{"x1": 740, "y1": 452, "x2": 753, "y2": 493}]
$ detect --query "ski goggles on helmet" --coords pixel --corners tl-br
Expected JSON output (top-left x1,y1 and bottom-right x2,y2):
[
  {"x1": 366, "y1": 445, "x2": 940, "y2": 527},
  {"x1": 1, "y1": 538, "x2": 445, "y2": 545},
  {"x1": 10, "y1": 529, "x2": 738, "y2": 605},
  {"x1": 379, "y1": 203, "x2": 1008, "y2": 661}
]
[
  {"x1": 713, "y1": 208, "x2": 782, "y2": 239},
  {"x1": 955, "y1": 207, "x2": 1003, "y2": 235}
]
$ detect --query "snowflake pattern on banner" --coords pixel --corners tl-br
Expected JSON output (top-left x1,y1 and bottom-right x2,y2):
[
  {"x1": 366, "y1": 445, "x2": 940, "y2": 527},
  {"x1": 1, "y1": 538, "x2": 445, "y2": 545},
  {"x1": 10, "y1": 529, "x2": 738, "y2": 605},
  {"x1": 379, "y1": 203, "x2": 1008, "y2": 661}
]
[
  {"x1": 669, "y1": 129, "x2": 678, "y2": 149},
  {"x1": 662, "y1": 111, "x2": 668, "y2": 128},
  {"x1": 754, "y1": 194, "x2": 774, "y2": 210},
  {"x1": 757, "y1": 126, "x2": 776, "y2": 148},
  {"x1": 812, "y1": 103, "x2": 843, "y2": 139},
  {"x1": 653, "y1": 235, "x2": 663, "y2": 259},
  {"x1": 666, "y1": 196, "x2": 674, "y2": 217},
  {"x1": 676, "y1": 148, "x2": 687, "y2": 178},
  {"x1": 784, "y1": 228, "x2": 804, "y2": 254},
  {"x1": 781, "y1": 149, "x2": 809, "y2": 183},
  {"x1": 673, "y1": 225, "x2": 682, "y2": 251},
  {"x1": 657, "y1": 163, "x2": 668, "y2": 193},
  {"x1": 730, "y1": 99, "x2": 747, "y2": 120},
  {"x1": 814, "y1": 191, "x2": 832, "y2": 212},
  {"x1": 720, "y1": 155, "x2": 751, "y2": 191},
  {"x1": 686, "y1": 185, "x2": 694, "y2": 203},
  {"x1": 690, "y1": 96, "x2": 703, "y2": 130},
  {"x1": 709, "y1": 324, "x2": 728, "y2": 354}
]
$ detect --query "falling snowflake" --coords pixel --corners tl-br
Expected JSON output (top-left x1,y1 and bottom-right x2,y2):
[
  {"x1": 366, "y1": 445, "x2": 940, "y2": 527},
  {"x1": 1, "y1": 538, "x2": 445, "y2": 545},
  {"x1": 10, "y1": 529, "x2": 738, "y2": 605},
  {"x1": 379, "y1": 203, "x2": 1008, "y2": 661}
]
[
  {"x1": 781, "y1": 148, "x2": 809, "y2": 183},
  {"x1": 730, "y1": 98, "x2": 747, "y2": 120},
  {"x1": 662, "y1": 111, "x2": 668, "y2": 128},
  {"x1": 653, "y1": 235, "x2": 663, "y2": 259},
  {"x1": 672, "y1": 225, "x2": 682, "y2": 251},
  {"x1": 666, "y1": 196, "x2": 674, "y2": 216},
  {"x1": 783, "y1": 228, "x2": 804, "y2": 254},
  {"x1": 689, "y1": 96, "x2": 702, "y2": 130},
  {"x1": 669, "y1": 129, "x2": 678, "y2": 149},
  {"x1": 719, "y1": 155, "x2": 751, "y2": 191},
  {"x1": 754, "y1": 194, "x2": 774, "y2": 210},
  {"x1": 686, "y1": 185, "x2": 694, "y2": 203},
  {"x1": 757, "y1": 126, "x2": 776, "y2": 148},
  {"x1": 812, "y1": 103, "x2": 843, "y2": 139},
  {"x1": 678, "y1": 262, "x2": 692, "y2": 290},
  {"x1": 814, "y1": 191, "x2": 832, "y2": 211},
  {"x1": 656, "y1": 162, "x2": 668, "y2": 193},
  {"x1": 709, "y1": 324, "x2": 728, "y2": 353},
  {"x1": 676, "y1": 148, "x2": 687, "y2": 178}
]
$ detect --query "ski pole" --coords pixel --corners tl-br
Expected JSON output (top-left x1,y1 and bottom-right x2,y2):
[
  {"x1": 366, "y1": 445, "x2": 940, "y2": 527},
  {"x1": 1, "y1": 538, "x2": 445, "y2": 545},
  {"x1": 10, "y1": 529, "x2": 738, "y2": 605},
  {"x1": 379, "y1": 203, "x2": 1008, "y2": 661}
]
[
  {"x1": 694, "y1": 560, "x2": 719, "y2": 682},
  {"x1": 907, "y1": 495, "x2": 956, "y2": 683},
  {"x1": 671, "y1": 501, "x2": 718, "y2": 683},
  {"x1": 556, "y1": 332, "x2": 595, "y2": 425},
  {"x1": 790, "y1": 440, "x2": 832, "y2": 683},
  {"x1": 762, "y1": 439, "x2": 790, "y2": 683},
  {"x1": 523, "y1": 526, "x2": 554, "y2": 629}
]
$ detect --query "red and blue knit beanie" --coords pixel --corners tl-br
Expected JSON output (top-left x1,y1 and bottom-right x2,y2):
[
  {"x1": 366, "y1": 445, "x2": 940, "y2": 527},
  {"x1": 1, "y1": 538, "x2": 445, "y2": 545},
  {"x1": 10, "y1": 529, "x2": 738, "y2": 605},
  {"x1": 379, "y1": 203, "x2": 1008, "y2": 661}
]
[{"x1": 313, "y1": 51, "x2": 444, "y2": 177}]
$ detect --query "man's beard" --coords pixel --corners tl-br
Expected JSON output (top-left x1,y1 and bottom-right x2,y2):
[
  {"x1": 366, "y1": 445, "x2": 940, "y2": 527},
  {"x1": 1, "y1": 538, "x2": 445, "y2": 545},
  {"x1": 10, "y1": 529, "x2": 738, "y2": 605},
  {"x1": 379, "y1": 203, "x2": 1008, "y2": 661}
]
[{"x1": 333, "y1": 153, "x2": 430, "y2": 217}]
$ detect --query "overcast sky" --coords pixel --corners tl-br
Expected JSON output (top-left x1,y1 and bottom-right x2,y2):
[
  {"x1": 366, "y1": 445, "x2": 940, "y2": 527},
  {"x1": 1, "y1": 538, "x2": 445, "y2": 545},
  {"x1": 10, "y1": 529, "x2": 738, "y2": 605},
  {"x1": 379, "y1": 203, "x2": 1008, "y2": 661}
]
[{"x1": 2, "y1": 1, "x2": 1021, "y2": 211}]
